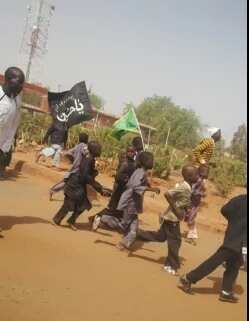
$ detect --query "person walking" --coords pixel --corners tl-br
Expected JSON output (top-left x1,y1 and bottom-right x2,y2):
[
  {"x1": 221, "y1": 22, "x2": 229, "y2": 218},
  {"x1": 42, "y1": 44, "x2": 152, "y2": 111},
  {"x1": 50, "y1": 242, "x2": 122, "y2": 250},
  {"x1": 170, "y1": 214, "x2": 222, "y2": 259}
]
[
  {"x1": 0, "y1": 67, "x2": 25, "y2": 179},
  {"x1": 179, "y1": 193, "x2": 247, "y2": 303}
]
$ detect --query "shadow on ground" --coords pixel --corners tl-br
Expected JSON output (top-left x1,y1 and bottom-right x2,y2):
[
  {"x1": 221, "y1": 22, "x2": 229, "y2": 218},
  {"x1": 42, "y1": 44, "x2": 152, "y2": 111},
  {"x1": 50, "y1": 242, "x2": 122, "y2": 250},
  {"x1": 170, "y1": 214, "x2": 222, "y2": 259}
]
[
  {"x1": 0, "y1": 215, "x2": 52, "y2": 231},
  {"x1": 192, "y1": 276, "x2": 244, "y2": 295},
  {"x1": 3, "y1": 161, "x2": 26, "y2": 181}
]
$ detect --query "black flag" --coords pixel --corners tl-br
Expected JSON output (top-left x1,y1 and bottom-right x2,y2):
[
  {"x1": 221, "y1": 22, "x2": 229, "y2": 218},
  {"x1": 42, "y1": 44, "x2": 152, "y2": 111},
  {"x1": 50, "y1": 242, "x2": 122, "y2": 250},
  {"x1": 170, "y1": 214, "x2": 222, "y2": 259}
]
[{"x1": 48, "y1": 81, "x2": 93, "y2": 127}]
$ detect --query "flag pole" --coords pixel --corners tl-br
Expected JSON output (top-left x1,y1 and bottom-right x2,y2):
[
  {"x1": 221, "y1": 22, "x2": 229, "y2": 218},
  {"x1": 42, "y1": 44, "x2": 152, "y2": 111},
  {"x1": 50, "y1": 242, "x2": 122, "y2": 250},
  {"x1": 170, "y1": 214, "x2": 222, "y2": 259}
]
[{"x1": 132, "y1": 107, "x2": 145, "y2": 151}]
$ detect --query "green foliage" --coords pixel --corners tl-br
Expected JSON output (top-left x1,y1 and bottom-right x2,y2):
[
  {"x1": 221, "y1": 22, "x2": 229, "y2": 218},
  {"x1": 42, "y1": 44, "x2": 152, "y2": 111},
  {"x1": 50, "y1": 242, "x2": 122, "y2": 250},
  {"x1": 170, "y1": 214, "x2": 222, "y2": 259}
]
[
  {"x1": 68, "y1": 126, "x2": 122, "y2": 158},
  {"x1": 133, "y1": 95, "x2": 202, "y2": 149},
  {"x1": 215, "y1": 139, "x2": 226, "y2": 155},
  {"x1": 22, "y1": 92, "x2": 42, "y2": 106},
  {"x1": 230, "y1": 124, "x2": 247, "y2": 162},
  {"x1": 18, "y1": 110, "x2": 246, "y2": 195},
  {"x1": 149, "y1": 145, "x2": 187, "y2": 179},
  {"x1": 19, "y1": 111, "x2": 51, "y2": 145},
  {"x1": 209, "y1": 156, "x2": 246, "y2": 197}
]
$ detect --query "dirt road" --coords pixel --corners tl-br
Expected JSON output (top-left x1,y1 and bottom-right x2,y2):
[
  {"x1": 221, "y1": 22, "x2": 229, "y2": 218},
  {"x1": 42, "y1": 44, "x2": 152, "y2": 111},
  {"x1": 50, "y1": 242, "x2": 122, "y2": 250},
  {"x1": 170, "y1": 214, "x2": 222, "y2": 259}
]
[{"x1": 0, "y1": 160, "x2": 246, "y2": 321}]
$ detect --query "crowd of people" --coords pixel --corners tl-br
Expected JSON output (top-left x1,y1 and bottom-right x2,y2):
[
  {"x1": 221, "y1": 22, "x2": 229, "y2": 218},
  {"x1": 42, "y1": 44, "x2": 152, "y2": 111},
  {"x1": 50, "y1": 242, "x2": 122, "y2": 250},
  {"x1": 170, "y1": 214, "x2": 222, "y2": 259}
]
[{"x1": 0, "y1": 67, "x2": 247, "y2": 304}]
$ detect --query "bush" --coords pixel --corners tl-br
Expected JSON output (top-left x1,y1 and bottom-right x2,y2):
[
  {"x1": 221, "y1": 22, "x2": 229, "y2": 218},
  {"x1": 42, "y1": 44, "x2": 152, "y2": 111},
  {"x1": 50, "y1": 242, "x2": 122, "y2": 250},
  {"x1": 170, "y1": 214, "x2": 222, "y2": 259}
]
[
  {"x1": 18, "y1": 112, "x2": 246, "y2": 193},
  {"x1": 209, "y1": 157, "x2": 246, "y2": 197},
  {"x1": 22, "y1": 92, "x2": 42, "y2": 106},
  {"x1": 19, "y1": 112, "x2": 135, "y2": 160},
  {"x1": 19, "y1": 111, "x2": 51, "y2": 145}
]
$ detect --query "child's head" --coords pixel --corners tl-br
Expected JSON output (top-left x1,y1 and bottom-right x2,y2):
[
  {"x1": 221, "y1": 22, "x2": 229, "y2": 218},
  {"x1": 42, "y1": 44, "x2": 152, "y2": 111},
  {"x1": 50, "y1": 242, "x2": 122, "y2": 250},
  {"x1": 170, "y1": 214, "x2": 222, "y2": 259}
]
[
  {"x1": 132, "y1": 137, "x2": 143, "y2": 152},
  {"x1": 79, "y1": 132, "x2": 89, "y2": 144},
  {"x1": 182, "y1": 165, "x2": 199, "y2": 185},
  {"x1": 137, "y1": 151, "x2": 154, "y2": 170},
  {"x1": 198, "y1": 164, "x2": 209, "y2": 179},
  {"x1": 88, "y1": 141, "x2": 102, "y2": 158},
  {"x1": 126, "y1": 146, "x2": 136, "y2": 160}
]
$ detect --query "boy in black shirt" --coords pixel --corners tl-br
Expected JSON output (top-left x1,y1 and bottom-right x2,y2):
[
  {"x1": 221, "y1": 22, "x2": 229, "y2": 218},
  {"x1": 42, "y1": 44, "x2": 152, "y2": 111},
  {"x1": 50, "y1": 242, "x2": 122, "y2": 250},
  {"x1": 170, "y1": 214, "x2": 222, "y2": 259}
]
[
  {"x1": 91, "y1": 146, "x2": 136, "y2": 226},
  {"x1": 179, "y1": 193, "x2": 247, "y2": 303},
  {"x1": 52, "y1": 141, "x2": 111, "y2": 230}
]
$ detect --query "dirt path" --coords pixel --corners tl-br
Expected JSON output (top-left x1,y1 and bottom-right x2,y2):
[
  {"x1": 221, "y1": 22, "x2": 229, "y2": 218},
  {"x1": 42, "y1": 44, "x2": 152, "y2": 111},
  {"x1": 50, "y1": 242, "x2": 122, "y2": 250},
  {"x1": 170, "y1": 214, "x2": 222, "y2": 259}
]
[{"x1": 0, "y1": 159, "x2": 246, "y2": 321}]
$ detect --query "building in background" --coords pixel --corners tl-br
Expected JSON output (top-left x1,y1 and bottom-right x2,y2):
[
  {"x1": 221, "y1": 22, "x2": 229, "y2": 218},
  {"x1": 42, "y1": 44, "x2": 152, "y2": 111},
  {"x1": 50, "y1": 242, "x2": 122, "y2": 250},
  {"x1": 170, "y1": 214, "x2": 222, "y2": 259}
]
[{"x1": 0, "y1": 74, "x2": 156, "y2": 143}]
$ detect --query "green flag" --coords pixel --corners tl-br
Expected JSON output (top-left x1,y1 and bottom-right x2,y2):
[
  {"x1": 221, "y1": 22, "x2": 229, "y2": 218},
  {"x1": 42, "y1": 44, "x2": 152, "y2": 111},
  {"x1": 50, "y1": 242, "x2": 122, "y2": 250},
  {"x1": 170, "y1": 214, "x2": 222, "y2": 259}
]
[{"x1": 111, "y1": 109, "x2": 140, "y2": 140}]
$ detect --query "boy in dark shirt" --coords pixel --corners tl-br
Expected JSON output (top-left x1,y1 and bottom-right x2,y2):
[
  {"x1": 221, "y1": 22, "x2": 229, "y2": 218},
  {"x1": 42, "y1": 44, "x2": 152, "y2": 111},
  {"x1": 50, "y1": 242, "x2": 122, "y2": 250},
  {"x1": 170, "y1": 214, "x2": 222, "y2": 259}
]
[
  {"x1": 93, "y1": 152, "x2": 160, "y2": 250},
  {"x1": 91, "y1": 146, "x2": 136, "y2": 225},
  {"x1": 49, "y1": 132, "x2": 89, "y2": 200},
  {"x1": 179, "y1": 193, "x2": 247, "y2": 303},
  {"x1": 52, "y1": 141, "x2": 111, "y2": 231}
]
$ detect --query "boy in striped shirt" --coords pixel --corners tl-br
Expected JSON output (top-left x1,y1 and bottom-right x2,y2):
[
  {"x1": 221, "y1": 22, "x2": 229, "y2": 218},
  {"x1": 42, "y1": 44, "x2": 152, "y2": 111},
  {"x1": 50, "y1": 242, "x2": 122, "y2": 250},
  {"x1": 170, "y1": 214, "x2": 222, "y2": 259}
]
[{"x1": 192, "y1": 128, "x2": 221, "y2": 167}]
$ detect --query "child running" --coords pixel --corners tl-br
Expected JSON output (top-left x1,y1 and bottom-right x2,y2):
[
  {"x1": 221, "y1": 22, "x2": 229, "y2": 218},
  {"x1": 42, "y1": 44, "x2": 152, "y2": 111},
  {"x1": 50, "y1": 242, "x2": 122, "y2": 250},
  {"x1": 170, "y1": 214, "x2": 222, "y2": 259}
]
[
  {"x1": 36, "y1": 121, "x2": 68, "y2": 168},
  {"x1": 93, "y1": 151, "x2": 160, "y2": 250},
  {"x1": 184, "y1": 164, "x2": 209, "y2": 245},
  {"x1": 49, "y1": 132, "x2": 89, "y2": 200},
  {"x1": 52, "y1": 141, "x2": 111, "y2": 231},
  {"x1": 91, "y1": 146, "x2": 136, "y2": 223},
  {"x1": 138, "y1": 165, "x2": 199, "y2": 275},
  {"x1": 179, "y1": 193, "x2": 247, "y2": 303}
]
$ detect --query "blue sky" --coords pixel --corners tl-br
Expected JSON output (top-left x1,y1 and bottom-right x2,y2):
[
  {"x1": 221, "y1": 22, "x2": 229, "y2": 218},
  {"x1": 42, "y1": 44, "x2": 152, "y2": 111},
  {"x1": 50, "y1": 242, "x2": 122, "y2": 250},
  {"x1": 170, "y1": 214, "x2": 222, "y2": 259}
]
[{"x1": 0, "y1": 0, "x2": 247, "y2": 143}]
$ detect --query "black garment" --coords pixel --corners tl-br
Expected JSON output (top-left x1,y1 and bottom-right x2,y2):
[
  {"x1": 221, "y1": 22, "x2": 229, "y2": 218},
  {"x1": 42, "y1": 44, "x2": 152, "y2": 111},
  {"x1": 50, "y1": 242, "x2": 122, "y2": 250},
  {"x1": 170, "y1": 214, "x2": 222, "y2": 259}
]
[
  {"x1": 186, "y1": 194, "x2": 247, "y2": 293},
  {"x1": 187, "y1": 247, "x2": 243, "y2": 292},
  {"x1": 138, "y1": 221, "x2": 182, "y2": 270},
  {"x1": 43, "y1": 124, "x2": 68, "y2": 146},
  {"x1": 53, "y1": 156, "x2": 103, "y2": 224},
  {"x1": 221, "y1": 194, "x2": 247, "y2": 253},
  {"x1": 108, "y1": 158, "x2": 136, "y2": 211},
  {"x1": 96, "y1": 158, "x2": 136, "y2": 219},
  {"x1": 0, "y1": 149, "x2": 12, "y2": 173},
  {"x1": 53, "y1": 196, "x2": 87, "y2": 225}
]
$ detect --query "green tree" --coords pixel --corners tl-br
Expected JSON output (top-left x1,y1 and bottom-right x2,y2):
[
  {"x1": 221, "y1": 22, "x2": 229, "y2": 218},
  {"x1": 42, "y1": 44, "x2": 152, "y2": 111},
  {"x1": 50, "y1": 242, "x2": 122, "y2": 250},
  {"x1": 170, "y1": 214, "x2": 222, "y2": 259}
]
[
  {"x1": 215, "y1": 138, "x2": 226, "y2": 156},
  {"x1": 230, "y1": 124, "x2": 247, "y2": 162},
  {"x1": 134, "y1": 95, "x2": 201, "y2": 149}
]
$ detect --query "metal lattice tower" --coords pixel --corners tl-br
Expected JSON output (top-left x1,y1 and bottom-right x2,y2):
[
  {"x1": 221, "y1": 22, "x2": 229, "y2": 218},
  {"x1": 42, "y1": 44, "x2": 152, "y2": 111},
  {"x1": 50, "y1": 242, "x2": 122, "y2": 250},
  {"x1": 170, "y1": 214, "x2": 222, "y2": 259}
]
[{"x1": 20, "y1": 0, "x2": 55, "y2": 82}]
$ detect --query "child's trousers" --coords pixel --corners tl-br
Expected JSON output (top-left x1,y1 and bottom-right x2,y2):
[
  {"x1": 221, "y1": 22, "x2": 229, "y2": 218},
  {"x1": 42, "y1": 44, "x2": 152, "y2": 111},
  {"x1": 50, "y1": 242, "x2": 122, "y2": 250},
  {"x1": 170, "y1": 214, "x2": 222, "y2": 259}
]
[
  {"x1": 138, "y1": 220, "x2": 182, "y2": 270},
  {"x1": 119, "y1": 213, "x2": 139, "y2": 249},
  {"x1": 53, "y1": 196, "x2": 85, "y2": 225},
  {"x1": 187, "y1": 247, "x2": 242, "y2": 293},
  {"x1": 100, "y1": 210, "x2": 139, "y2": 249}
]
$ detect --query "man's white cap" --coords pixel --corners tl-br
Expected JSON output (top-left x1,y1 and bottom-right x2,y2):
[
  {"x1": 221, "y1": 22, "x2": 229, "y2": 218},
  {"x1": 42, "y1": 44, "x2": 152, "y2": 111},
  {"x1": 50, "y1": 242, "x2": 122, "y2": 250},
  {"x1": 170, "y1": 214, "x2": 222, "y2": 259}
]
[{"x1": 207, "y1": 127, "x2": 220, "y2": 137}]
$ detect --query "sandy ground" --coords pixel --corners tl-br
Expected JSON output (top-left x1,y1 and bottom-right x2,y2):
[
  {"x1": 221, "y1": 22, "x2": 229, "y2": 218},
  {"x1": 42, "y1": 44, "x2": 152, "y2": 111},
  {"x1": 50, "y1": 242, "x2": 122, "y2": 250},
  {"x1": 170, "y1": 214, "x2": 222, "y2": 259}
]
[{"x1": 0, "y1": 153, "x2": 247, "y2": 321}]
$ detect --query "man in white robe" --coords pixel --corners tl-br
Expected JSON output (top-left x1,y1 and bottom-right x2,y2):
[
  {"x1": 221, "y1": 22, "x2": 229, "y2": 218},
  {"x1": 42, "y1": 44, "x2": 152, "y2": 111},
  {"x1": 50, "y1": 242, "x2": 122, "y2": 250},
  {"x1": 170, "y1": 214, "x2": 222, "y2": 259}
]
[{"x1": 0, "y1": 67, "x2": 25, "y2": 179}]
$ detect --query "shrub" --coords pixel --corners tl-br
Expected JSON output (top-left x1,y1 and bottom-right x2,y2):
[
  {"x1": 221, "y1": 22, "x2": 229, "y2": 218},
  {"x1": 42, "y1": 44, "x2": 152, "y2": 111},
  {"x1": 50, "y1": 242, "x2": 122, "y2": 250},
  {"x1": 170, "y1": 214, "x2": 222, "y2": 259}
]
[
  {"x1": 19, "y1": 110, "x2": 51, "y2": 145},
  {"x1": 209, "y1": 157, "x2": 246, "y2": 197},
  {"x1": 18, "y1": 111, "x2": 247, "y2": 193}
]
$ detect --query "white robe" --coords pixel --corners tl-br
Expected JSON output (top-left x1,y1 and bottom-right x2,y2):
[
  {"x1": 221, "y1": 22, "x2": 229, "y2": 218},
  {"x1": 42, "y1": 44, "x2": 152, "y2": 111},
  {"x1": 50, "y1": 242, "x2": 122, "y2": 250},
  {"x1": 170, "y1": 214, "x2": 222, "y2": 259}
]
[{"x1": 0, "y1": 87, "x2": 22, "y2": 153}]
